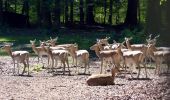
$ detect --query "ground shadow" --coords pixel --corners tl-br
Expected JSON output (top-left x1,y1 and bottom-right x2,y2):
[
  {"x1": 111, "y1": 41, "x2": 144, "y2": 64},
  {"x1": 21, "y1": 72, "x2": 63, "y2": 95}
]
[{"x1": 128, "y1": 77, "x2": 152, "y2": 81}]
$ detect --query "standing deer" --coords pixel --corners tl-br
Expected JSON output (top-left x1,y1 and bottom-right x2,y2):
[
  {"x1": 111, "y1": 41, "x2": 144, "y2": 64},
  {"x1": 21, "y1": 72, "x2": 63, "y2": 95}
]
[{"x1": 2, "y1": 45, "x2": 29, "y2": 75}]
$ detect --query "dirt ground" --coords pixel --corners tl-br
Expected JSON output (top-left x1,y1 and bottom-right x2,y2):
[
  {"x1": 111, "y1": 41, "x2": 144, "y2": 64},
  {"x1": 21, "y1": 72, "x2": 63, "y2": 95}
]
[{"x1": 0, "y1": 56, "x2": 170, "y2": 100}]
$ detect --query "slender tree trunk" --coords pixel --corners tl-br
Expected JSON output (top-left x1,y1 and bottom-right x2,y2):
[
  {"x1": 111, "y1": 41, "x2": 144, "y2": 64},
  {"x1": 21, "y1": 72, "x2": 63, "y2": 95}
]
[
  {"x1": 108, "y1": 0, "x2": 113, "y2": 25},
  {"x1": 65, "y1": 0, "x2": 69, "y2": 24},
  {"x1": 22, "y1": 0, "x2": 29, "y2": 26},
  {"x1": 137, "y1": 0, "x2": 140, "y2": 23},
  {"x1": 103, "y1": 0, "x2": 106, "y2": 24},
  {"x1": 42, "y1": 0, "x2": 52, "y2": 28},
  {"x1": 70, "y1": 0, "x2": 74, "y2": 24},
  {"x1": 54, "y1": 0, "x2": 61, "y2": 29},
  {"x1": 86, "y1": 0, "x2": 95, "y2": 25},
  {"x1": 124, "y1": 0, "x2": 138, "y2": 26},
  {"x1": 37, "y1": 0, "x2": 42, "y2": 26},
  {"x1": 5, "y1": 0, "x2": 9, "y2": 11},
  {"x1": 79, "y1": 0, "x2": 84, "y2": 24},
  {"x1": 0, "y1": 0, "x2": 2, "y2": 25},
  {"x1": 14, "y1": 0, "x2": 17, "y2": 12},
  {"x1": 146, "y1": 0, "x2": 161, "y2": 34}
]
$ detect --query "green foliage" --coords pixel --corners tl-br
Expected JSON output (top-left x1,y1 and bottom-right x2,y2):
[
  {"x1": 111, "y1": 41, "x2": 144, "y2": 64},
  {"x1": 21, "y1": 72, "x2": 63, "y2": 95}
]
[{"x1": 120, "y1": 28, "x2": 147, "y2": 44}]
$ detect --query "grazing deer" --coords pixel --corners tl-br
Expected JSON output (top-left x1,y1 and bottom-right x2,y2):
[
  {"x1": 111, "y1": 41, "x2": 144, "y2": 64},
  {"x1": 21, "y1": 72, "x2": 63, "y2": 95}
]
[
  {"x1": 86, "y1": 66, "x2": 119, "y2": 86},
  {"x1": 30, "y1": 39, "x2": 49, "y2": 67},
  {"x1": 2, "y1": 45, "x2": 29, "y2": 75},
  {"x1": 68, "y1": 44, "x2": 90, "y2": 74}
]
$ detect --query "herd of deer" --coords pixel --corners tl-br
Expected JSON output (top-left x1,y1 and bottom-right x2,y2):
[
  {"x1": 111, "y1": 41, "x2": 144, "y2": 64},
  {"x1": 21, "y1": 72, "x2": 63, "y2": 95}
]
[{"x1": 1, "y1": 34, "x2": 170, "y2": 86}]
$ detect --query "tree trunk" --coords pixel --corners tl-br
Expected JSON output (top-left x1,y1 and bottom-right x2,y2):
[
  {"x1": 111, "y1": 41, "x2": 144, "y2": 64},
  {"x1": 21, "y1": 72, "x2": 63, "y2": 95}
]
[
  {"x1": 146, "y1": 0, "x2": 161, "y2": 34},
  {"x1": 137, "y1": 0, "x2": 140, "y2": 23},
  {"x1": 79, "y1": 0, "x2": 84, "y2": 24},
  {"x1": 5, "y1": 0, "x2": 9, "y2": 11},
  {"x1": 70, "y1": 0, "x2": 74, "y2": 24},
  {"x1": 36, "y1": 0, "x2": 42, "y2": 26},
  {"x1": 103, "y1": 0, "x2": 107, "y2": 24},
  {"x1": 42, "y1": 0, "x2": 52, "y2": 28},
  {"x1": 108, "y1": 0, "x2": 113, "y2": 25},
  {"x1": 14, "y1": 0, "x2": 17, "y2": 12},
  {"x1": 54, "y1": 0, "x2": 61, "y2": 29},
  {"x1": 0, "y1": 0, "x2": 2, "y2": 25},
  {"x1": 22, "y1": 0, "x2": 29, "y2": 26},
  {"x1": 86, "y1": 0, "x2": 95, "y2": 25},
  {"x1": 124, "y1": 0, "x2": 138, "y2": 26},
  {"x1": 65, "y1": 0, "x2": 69, "y2": 24}
]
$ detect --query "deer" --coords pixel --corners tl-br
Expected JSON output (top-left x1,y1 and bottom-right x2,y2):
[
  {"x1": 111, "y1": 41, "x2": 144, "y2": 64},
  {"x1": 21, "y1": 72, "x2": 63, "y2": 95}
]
[
  {"x1": 68, "y1": 44, "x2": 90, "y2": 74},
  {"x1": 40, "y1": 42, "x2": 70, "y2": 75},
  {"x1": 86, "y1": 66, "x2": 119, "y2": 86},
  {"x1": 147, "y1": 42, "x2": 170, "y2": 75},
  {"x1": 2, "y1": 45, "x2": 29, "y2": 75},
  {"x1": 46, "y1": 37, "x2": 78, "y2": 66},
  {"x1": 122, "y1": 50, "x2": 147, "y2": 78},
  {"x1": 90, "y1": 42, "x2": 122, "y2": 74},
  {"x1": 30, "y1": 39, "x2": 49, "y2": 68}
]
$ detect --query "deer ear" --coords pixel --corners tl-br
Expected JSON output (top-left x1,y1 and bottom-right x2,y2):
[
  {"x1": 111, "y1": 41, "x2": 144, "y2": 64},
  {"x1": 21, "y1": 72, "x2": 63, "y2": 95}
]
[
  {"x1": 129, "y1": 37, "x2": 133, "y2": 40},
  {"x1": 106, "y1": 37, "x2": 110, "y2": 40},
  {"x1": 113, "y1": 40, "x2": 117, "y2": 44},
  {"x1": 96, "y1": 39, "x2": 100, "y2": 42}
]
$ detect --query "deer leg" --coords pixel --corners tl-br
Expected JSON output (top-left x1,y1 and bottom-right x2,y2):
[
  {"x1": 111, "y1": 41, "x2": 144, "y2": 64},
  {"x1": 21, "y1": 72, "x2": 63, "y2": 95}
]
[
  {"x1": 27, "y1": 57, "x2": 30, "y2": 76},
  {"x1": 13, "y1": 60, "x2": 16, "y2": 75},
  {"x1": 143, "y1": 63, "x2": 147, "y2": 78},
  {"x1": 75, "y1": 57, "x2": 78, "y2": 73},
  {"x1": 137, "y1": 63, "x2": 141, "y2": 78},
  {"x1": 66, "y1": 57, "x2": 70, "y2": 75},
  {"x1": 22, "y1": 61, "x2": 27, "y2": 75},
  {"x1": 62, "y1": 60, "x2": 66, "y2": 75},
  {"x1": 17, "y1": 62, "x2": 19, "y2": 75},
  {"x1": 100, "y1": 58, "x2": 103, "y2": 74}
]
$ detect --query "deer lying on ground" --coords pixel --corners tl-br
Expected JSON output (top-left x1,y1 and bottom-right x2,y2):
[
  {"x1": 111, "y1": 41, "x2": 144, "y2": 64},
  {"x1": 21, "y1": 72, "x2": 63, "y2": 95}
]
[
  {"x1": 68, "y1": 44, "x2": 90, "y2": 74},
  {"x1": 86, "y1": 66, "x2": 119, "y2": 86},
  {"x1": 2, "y1": 45, "x2": 29, "y2": 75},
  {"x1": 40, "y1": 42, "x2": 70, "y2": 75},
  {"x1": 30, "y1": 39, "x2": 49, "y2": 67},
  {"x1": 147, "y1": 43, "x2": 170, "y2": 75}
]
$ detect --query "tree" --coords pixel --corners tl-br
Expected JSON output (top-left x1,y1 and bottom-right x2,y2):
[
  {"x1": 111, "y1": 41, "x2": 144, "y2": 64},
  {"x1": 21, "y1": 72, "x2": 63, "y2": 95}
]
[
  {"x1": 146, "y1": 0, "x2": 161, "y2": 34},
  {"x1": 36, "y1": 0, "x2": 42, "y2": 26},
  {"x1": 70, "y1": 0, "x2": 74, "y2": 23},
  {"x1": 0, "y1": 0, "x2": 2, "y2": 25},
  {"x1": 65, "y1": 0, "x2": 69, "y2": 24},
  {"x1": 79, "y1": 0, "x2": 84, "y2": 24},
  {"x1": 22, "y1": 0, "x2": 29, "y2": 26},
  {"x1": 41, "y1": 0, "x2": 52, "y2": 28},
  {"x1": 108, "y1": 0, "x2": 113, "y2": 25},
  {"x1": 54, "y1": 0, "x2": 61, "y2": 29},
  {"x1": 86, "y1": 0, "x2": 95, "y2": 25},
  {"x1": 103, "y1": 0, "x2": 107, "y2": 24},
  {"x1": 124, "y1": 0, "x2": 138, "y2": 26}
]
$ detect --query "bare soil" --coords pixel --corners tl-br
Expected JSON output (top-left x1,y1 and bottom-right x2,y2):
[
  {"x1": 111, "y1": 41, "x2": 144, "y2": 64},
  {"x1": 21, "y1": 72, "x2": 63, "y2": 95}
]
[{"x1": 0, "y1": 56, "x2": 170, "y2": 100}]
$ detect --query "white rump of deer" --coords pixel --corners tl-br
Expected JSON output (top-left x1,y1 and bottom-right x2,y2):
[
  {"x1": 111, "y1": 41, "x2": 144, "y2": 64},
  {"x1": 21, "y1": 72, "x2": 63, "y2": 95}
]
[{"x1": 2, "y1": 45, "x2": 30, "y2": 75}]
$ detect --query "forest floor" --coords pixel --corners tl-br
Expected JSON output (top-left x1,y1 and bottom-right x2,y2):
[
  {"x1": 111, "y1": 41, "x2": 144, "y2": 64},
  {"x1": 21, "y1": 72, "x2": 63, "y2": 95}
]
[{"x1": 0, "y1": 56, "x2": 170, "y2": 100}]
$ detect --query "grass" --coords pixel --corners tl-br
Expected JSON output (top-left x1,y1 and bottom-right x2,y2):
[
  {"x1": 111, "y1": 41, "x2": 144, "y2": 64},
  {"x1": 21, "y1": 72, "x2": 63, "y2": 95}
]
[{"x1": 0, "y1": 28, "x2": 119, "y2": 55}]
